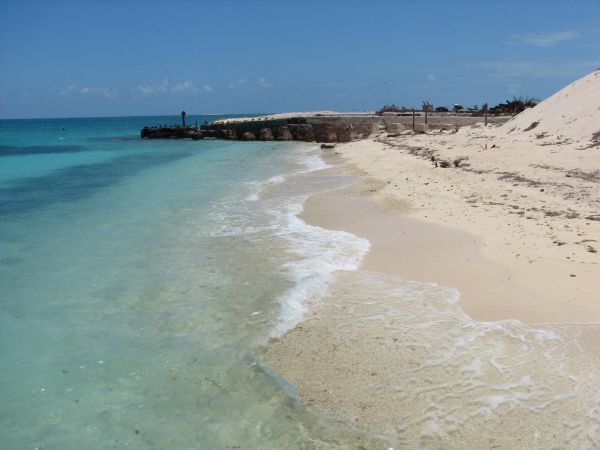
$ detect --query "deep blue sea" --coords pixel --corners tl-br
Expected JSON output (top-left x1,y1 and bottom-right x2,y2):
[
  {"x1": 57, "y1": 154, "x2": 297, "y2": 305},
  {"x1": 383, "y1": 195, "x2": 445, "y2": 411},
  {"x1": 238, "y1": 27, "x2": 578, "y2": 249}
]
[{"x1": 0, "y1": 116, "x2": 379, "y2": 449}]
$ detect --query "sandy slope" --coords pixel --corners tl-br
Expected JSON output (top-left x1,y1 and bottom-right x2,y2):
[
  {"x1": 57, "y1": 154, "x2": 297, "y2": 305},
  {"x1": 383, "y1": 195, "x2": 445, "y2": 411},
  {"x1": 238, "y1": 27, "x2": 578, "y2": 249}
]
[{"x1": 496, "y1": 69, "x2": 600, "y2": 144}]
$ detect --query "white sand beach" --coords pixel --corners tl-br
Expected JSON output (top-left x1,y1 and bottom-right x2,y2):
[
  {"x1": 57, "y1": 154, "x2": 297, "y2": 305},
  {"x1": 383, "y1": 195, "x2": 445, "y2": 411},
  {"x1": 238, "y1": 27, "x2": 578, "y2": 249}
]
[{"x1": 263, "y1": 70, "x2": 600, "y2": 447}]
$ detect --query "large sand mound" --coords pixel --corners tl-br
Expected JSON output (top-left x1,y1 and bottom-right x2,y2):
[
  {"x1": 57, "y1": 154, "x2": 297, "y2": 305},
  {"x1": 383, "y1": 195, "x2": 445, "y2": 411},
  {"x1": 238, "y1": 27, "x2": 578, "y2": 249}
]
[{"x1": 501, "y1": 69, "x2": 600, "y2": 144}]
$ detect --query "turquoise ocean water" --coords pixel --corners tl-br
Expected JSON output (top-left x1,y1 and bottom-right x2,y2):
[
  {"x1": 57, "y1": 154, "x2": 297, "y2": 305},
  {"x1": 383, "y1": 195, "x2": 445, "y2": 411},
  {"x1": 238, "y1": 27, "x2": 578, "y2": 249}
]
[
  {"x1": 2, "y1": 116, "x2": 600, "y2": 449},
  {"x1": 0, "y1": 116, "x2": 379, "y2": 449}
]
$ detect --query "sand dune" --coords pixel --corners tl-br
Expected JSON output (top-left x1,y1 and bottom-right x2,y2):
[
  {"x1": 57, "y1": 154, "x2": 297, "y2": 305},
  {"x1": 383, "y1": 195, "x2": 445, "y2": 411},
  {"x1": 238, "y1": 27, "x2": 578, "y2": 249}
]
[{"x1": 497, "y1": 69, "x2": 600, "y2": 145}]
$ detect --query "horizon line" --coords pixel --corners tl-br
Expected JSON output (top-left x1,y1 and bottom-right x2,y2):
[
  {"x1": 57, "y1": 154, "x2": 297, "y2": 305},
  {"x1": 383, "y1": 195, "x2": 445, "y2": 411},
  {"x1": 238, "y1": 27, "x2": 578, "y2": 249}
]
[{"x1": 0, "y1": 112, "x2": 275, "y2": 121}]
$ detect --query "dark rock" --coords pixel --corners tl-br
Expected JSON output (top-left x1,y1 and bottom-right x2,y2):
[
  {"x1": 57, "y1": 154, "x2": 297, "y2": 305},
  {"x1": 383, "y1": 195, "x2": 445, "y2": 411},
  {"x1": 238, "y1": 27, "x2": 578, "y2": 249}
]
[
  {"x1": 241, "y1": 131, "x2": 256, "y2": 141},
  {"x1": 201, "y1": 129, "x2": 223, "y2": 139},
  {"x1": 321, "y1": 144, "x2": 336, "y2": 149},
  {"x1": 222, "y1": 128, "x2": 237, "y2": 140},
  {"x1": 291, "y1": 124, "x2": 315, "y2": 142},
  {"x1": 141, "y1": 125, "x2": 202, "y2": 139},
  {"x1": 315, "y1": 122, "x2": 337, "y2": 143},
  {"x1": 287, "y1": 117, "x2": 308, "y2": 125},
  {"x1": 276, "y1": 126, "x2": 293, "y2": 141},
  {"x1": 259, "y1": 128, "x2": 274, "y2": 141},
  {"x1": 336, "y1": 123, "x2": 357, "y2": 142}
]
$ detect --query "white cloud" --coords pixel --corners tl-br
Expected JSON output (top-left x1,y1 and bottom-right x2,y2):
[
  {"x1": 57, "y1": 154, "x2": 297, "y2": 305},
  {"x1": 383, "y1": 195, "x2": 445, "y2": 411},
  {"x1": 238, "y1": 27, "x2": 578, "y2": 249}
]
[
  {"x1": 137, "y1": 79, "x2": 200, "y2": 95},
  {"x1": 508, "y1": 30, "x2": 580, "y2": 47},
  {"x1": 204, "y1": 85, "x2": 213, "y2": 93},
  {"x1": 257, "y1": 77, "x2": 272, "y2": 88},
  {"x1": 137, "y1": 79, "x2": 169, "y2": 95},
  {"x1": 171, "y1": 80, "x2": 198, "y2": 94},
  {"x1": 426, "y1": 74, "x2": 436, "y2": 82},
  {"x1": 60, "y1": 85, "x2": 118, "y2": 99},
  {"x1": 228, "y1": 78, "x2": 247, "y2": 89}
]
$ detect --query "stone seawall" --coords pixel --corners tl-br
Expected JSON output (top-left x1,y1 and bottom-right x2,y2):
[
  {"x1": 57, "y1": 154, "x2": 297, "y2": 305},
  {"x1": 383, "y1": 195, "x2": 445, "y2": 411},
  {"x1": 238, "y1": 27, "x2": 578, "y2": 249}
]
[{"x1": 140, "y1": 113, "x2": 509, "y2": 142}]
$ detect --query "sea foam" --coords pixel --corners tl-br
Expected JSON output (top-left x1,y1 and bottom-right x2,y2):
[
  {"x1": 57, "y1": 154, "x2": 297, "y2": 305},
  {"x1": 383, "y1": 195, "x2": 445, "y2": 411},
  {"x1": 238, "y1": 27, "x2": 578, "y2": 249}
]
[
  {"x1": 210, "y1": 148, "x2": 369, "y2": 337},
  {"x1": 299, "y1": 148, "x2": 332, "y2": 172},
  {"x1": 244, "y1": 175, "x2": 286, "y2": 202},
  {"x1": 268, "y1": 199, "x2": 370, "y2": 337},
  {"x1": 311, "y1": 270, "x2": 600, "y2": 448}
]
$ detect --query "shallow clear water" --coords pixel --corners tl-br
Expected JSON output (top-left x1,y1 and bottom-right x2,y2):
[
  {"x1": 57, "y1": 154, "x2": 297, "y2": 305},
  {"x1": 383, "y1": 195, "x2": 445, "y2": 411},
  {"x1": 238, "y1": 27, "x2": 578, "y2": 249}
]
[
  {"x1": 304, "y1": 270, "x2": 600, "y2": 449},
  {"x1": 4, "y1": 116, "x2": 598, "y2": 450},
  {"x1": 0, "y1": 117, "x2": 382, "y2": 449}
]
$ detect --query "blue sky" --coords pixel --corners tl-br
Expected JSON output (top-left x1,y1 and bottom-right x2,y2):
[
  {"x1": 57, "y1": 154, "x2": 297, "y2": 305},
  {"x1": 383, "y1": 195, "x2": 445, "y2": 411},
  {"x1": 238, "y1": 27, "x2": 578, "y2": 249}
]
[{"x1": 1, "y1": 0, "x2": 599, "y2": 119}]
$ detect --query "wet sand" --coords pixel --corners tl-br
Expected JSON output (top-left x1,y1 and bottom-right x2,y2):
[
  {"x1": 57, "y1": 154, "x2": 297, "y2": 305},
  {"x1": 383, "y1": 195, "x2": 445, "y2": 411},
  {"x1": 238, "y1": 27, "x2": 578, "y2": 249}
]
[
  {"x1": 261, "y1": 155, "x2": 600, "y2": 447},
  {"x1": 298, "y1": 176, "x2": 596, "y2": 324}
]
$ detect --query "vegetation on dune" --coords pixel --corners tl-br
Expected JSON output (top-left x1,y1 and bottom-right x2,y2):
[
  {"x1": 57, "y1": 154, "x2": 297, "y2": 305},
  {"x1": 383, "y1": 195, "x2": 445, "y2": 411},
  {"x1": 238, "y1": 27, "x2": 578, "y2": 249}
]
[
  {"x1": 376, "y1": 96, "x2": 539, "y2": 116},
  {"x1": 489, "y1": 96, "x2": 540, "y2": 115}
]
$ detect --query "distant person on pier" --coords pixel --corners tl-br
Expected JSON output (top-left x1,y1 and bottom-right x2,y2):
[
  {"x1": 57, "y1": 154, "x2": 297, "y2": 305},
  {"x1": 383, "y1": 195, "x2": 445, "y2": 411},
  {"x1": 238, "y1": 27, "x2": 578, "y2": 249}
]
[{"x1": 181, "y1": 110, "x2": 186, "y2": 126}]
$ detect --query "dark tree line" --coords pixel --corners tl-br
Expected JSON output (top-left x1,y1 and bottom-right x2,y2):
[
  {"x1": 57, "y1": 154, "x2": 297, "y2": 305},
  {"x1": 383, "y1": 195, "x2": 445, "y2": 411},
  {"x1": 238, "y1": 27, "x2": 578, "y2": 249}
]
[
  {"x1": 376, "y1": 96, "x2": 539, "y2": 115},
  {"x1": 488, "y1": 96, "x2": 540, "y2": 114}
]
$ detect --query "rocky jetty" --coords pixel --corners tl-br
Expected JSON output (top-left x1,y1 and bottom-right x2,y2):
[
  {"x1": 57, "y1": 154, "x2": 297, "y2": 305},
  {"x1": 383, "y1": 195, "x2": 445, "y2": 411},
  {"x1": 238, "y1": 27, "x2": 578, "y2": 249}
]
[
  {"x1": 141, "y1": 112, "x2": 508, "y2": 143},
  {"x1": 141, "y1": 126, "x2": 203, "y2": 140},
  {"x1": 140, "y1": 115, "x2": 364, "y2": 144}
]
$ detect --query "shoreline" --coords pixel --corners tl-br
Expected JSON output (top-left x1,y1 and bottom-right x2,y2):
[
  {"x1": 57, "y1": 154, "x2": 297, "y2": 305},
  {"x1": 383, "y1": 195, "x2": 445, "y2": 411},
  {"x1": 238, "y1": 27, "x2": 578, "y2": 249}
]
[
  {"x1": 314, "y1": 136, "x2": 600, "y2": 324},
  {"x1": 261, "y1": 131, "x2": 600, "y2": 446},
  {"x1": 298, "y1": 173, "x2": 581, "y2": 325}
]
